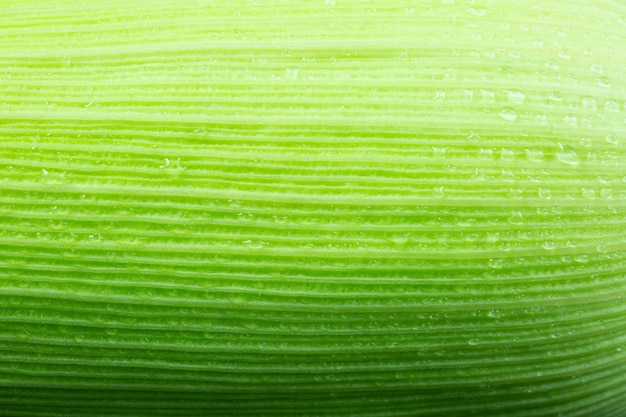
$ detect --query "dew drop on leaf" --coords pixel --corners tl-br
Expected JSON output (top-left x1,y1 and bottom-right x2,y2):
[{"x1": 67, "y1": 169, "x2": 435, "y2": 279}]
[
  {"x1": 582, "y1": 188, "x2": 595, "y2": 199},
  {"x1": 563, "y1": 114, "x2": 577, "y2": 127},
  {"x1": 556, "y1": 143, "x2": 580, "y2": 165},
  {"x1": 488, "y1": 258, "x2": 504, "y2": 269},
  {"x1": 538, "y1": 188, "x2": 551, "y2": 199},
  {"x1": 487, "y1": 310, "x2": 501, "y2": 318},
  {"x1": 604, "y1": 100, "x2": 620, "y2": 113},
  {"x1": 574, "y1": 254, "x2": 589, "y2": 263},
  {"x1": 548, "y1": 91, "x2": 563, "y2": 101},
  {"x1": 590, "y1": 62, "x2": 604, "y2": 74},
  {"x1": 525, "y1": 148, "x2": 545, "y2": 162},
  {"x1": 605, "y1": 133, "x2": 618, "y2": 145},
  {"x1": 581, "y1": 96, "x2": 597, "y2": 110},
  {"x1": 504, "y1": 89, "x2": 525, "y2": 104},
  {"x1": 508, "y1": 210, "x2": 524, "y2": 225},
  {"x1": 478, "y1": 148, "x2": 494, "y2": 160},
  {"x1": 542, "y1": 241, "x2": 556, "y2": 250},
  {"x1": 498, "y1": 107, "x2": 518, "y2": 121}
]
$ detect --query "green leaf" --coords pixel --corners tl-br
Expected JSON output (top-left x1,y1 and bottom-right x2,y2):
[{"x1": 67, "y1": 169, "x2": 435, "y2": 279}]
[{"x1": 0, "y1": 1, "x2": 625, "y2": 416}]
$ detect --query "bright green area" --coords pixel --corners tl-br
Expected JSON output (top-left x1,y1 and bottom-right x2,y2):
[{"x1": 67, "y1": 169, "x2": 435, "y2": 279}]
[{"x1": 0, "y1": 0, "x2": 625, "y2": 416}]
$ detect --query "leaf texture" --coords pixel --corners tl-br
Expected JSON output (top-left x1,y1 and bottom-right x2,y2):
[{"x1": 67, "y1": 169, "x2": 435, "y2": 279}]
[{"x1": 0, "y1": 1, "x2": 625, "y2": 416}]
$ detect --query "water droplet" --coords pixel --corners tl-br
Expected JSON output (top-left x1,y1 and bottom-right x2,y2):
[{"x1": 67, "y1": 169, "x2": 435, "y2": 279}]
[
  {"x1": 596, "y1": 175, "x2": 610, "y2": 184},
  {"x1": 542, "y1": 241, "x2": 556, "y2": 250},
  {"x1": 574, "y1": 254, "x2": 589, "y2": 263},
  {"x1": 548, "y1": 91, "x2": 563, "y2": 101},
  {"x1": 467, "y1": 130, "x2": 483, "y2": 141},
  {"x1": 605, "y1": 133, "x2": 618, "y2": 145},
  {"x1": 525, "y1": 148, "x2": 545, "y2": 162},
  {"x1": 478, "y1": 148, "x2": 494, "y2": 160},
  {"x1": 563, "y1": 114, "x2": 577, "y2": 127},
  {"x1": 285, "y1": 68, "x2": 299, "y2": 80},
  {"x1": 244, "y1": 240, "x2": 266, "y2": 249},
  {"x1": 487, "y1": 309, "x2": 501, "y2": 318},
  {"x1": 596, "y1": 77, "x2": 611, "y2": 87},
  {"x1": 481, "y1": 89, "x2": 495, "y2": 101},
  {"x1": 508, "y1": 188, "x2": 523, "y2": 198},
  {"x1": 582, "y1": 96, "x2": 597, "y2": 110},
  {"x1": 432, "y1": 90, "x2": 446, "y2": 101},
  {"x1": 558, "y1": 50, "x2": 571, "y2": 60},
  {"x1": 272, "y1": 215, "x2": 288, "y2": 224},
  {"x1": 590, "y1": 63, "x2": 604, "y2": 74},
  {"x1": 356, "y1": 242, "x2": 369, "y2": 251},
  {"x1": 485, "y1": 232, "x2": 500, "y2": 244},
  {"x1": 499, "y1": 107, "x2": 518, "y2": 121},
  {"x1": 604, "y1": 100, "x2": 620, "y2": 113},
  {"x1": 468, "y1": 338, "x2": 480, "y2": 346},
  {"x1": 503, "y1": 89, "x2": 525, "y2": 104},
  {"x1": 500, "y1": 148, "x2": 515, "y2": 161},
  {"x1": 437, "y1": 240, "x2": 450, "y2": 252},
  {"x1": 538, "y1": 188, "x2": 552, "y2": 199},
  {"x1": 468, "y1": 7, "x2": 488, "y2": 17},
  {"x1": 488, "y1": 258, "x2": 504, "y2": 269},
  {"x1": 389, "y1": 233, "x2": 410, "y2": 250},
  {"x1": 556, "y1": 143, "x2": 580, "y2": 165},
  {"x1": 508, "y1": 210, "x2": 524, "y2": 225},
  {"x1": 159, "y1": 158, "x2": 170, "y2": 169},
  {"x1": 228, "y1": 199, "x2": 242, "y2": 209},
  {"x1": 464, "y1": 232, "x2": 480, "y2": 242},
  {"x1": 238, "y1": 212, "x2": 254, "y2": 222},
  {"x1": 545, "y1": 60, "x2": 559, "y2": 70},
  {"x1": 582, "y1": 188, "x2": 595, "y2": 199},
  {"x1": 498, "y1": 242, "x2": 511, "y2": 252},
  {"x1": 115, "y1": 236, "x2": 145, "y2": 247},
  {"x1": 229, "y1": 295, "x2": 245, "y2": 305},
  {"x1": 243, "y1": 321, "x2": 260, "y2": 331},
  {"x1": 580, "y1": 137, "x2": 593, "y2": 147},
  {"x1": 432, "y1": 146, "x2": 448, "y2": 158},
  {"x1": 600, "y1": 188, "x2": 613, "y2": 199},
  {"x1": 88, "y1": 233, "x2": 102, "y2": 242}
]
